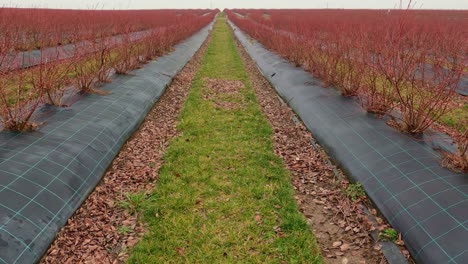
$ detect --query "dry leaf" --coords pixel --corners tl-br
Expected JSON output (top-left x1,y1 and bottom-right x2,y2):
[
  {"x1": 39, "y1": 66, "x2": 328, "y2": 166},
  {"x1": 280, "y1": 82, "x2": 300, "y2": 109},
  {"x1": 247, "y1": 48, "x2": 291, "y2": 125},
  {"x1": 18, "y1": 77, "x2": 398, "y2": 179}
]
[
  {"x1": 340, "y1": 243, "x2": 350, "y2": 251},
  {"x1": 175, "y1": 247, "x2": 185, "y2": 255},
  {"x1": 332, "y1": 241, "x2": 343, "y2": 247}
]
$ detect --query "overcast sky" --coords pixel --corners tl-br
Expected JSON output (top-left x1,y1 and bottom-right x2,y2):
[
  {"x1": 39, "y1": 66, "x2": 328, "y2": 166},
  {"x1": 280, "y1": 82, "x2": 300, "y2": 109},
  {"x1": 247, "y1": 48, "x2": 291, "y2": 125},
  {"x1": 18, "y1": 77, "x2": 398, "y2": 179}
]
[{"x1": 1, "y1": 0, "x2": 467, "y2": 10}]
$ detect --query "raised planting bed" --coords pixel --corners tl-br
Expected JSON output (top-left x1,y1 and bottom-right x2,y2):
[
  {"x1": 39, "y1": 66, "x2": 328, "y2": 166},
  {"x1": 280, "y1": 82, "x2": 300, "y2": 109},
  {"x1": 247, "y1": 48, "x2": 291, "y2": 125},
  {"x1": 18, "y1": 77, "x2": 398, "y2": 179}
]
[
  {"x1": 0, "y1": 22, "x2": 213, "y2": 264},
  {"x1": 230, "y1": 21, "x2": 467, "y2": 264}
]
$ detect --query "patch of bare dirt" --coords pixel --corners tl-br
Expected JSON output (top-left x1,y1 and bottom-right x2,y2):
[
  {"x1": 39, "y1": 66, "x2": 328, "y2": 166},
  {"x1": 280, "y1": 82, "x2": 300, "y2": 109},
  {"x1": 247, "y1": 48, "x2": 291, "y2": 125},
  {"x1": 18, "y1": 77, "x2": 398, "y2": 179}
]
[
  {"x1": 40, "y1": 31, "x2": 212, "y2": 264},
  {"x1": 233, "y1": 29, "x2": 411, "y2": 264},
  {"x1": 202, "y1": 78, "x2": 245, "y2": 109}
]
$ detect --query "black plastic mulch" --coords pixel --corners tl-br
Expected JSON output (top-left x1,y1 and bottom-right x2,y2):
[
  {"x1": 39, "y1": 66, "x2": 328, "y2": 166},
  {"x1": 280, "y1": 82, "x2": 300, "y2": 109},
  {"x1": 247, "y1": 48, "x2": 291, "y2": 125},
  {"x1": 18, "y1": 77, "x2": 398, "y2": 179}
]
[
  {"x1": 458, "y1": 77, "x2": 468, "y2": 96},
  {"x1": 0, "y1": 23, "x2": 213, "y2": 264},
  {"x1": 230, "y1": 21, "x2": 468, "y2": 264}
]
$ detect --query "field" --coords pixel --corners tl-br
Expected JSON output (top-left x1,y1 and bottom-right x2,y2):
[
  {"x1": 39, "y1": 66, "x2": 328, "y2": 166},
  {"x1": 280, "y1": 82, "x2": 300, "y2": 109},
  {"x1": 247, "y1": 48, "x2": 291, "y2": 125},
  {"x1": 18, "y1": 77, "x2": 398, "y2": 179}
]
[{"x1": 0, "y1": 6, "x2": 467, "y2": 264}]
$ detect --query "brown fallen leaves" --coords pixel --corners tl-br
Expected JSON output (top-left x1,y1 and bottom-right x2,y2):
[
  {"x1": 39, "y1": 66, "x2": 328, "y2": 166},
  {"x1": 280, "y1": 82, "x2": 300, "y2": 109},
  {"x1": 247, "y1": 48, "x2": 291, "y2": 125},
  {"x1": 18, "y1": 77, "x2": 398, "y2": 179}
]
[
  {"x1": 40, "y1": 31, "x2": 212, "y2": 264},
  {"x1": 202, "y1": 78, "x2": 245, "y2": 110},
  {"x1": 233, "y1": 31, "x2": 394, "y2": 264}
]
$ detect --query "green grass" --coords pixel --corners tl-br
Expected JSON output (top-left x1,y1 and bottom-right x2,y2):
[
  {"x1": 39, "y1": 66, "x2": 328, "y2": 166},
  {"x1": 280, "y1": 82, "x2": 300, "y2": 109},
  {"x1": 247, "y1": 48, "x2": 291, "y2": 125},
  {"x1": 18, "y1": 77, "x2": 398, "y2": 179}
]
[
  {"x1": 118, "y1": 225, "x2": 134, "y2": 234},
  {"x1": 127, "y1": 17, "x2": 322, "y2": 264},
  {"x1": 441, "y1": 103, "x2": 468, "y2": 131},
  {"x1": 343, "y1": 183, "x2": 366, "y2": 202},
  {"x1": 380, "y1": 228, "x2": 399, "y2": 242}
]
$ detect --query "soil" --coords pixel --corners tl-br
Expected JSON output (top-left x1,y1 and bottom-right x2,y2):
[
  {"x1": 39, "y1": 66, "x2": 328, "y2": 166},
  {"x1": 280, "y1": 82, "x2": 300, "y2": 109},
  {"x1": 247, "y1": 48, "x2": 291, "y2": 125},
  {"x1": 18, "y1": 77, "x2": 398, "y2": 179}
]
[{"x1": 39, "y1": 29, "x2": 212, "y2": 264}]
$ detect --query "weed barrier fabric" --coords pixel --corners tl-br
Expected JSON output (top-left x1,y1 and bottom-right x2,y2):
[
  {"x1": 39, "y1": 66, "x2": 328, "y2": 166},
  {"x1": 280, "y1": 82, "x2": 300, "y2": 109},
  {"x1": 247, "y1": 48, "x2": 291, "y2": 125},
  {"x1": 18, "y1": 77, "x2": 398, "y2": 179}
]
[
  {"x1": 229, "y1": 21, "x2": 468, "y2": 264},
  {"x1": 0, "y1": 22, "x2": 213, "y2": 264},
  {"x1": 458, "y1": 77, "x2": 468, "y2": 96}
]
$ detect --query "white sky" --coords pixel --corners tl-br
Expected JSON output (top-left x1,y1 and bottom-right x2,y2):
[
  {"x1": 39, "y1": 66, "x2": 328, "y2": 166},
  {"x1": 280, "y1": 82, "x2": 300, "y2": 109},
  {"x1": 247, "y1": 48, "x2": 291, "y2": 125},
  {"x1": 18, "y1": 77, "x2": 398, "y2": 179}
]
[{"x1": 1, "y1": 0, "x2": 467, "y2": 10}]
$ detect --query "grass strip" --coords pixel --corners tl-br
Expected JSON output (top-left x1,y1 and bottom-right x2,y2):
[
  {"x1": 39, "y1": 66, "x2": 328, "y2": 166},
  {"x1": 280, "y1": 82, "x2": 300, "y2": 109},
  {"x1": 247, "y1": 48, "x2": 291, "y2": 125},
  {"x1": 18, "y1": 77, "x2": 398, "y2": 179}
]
[{"x1": 127, "y1": 15, "x2": 322, "y2": 264}]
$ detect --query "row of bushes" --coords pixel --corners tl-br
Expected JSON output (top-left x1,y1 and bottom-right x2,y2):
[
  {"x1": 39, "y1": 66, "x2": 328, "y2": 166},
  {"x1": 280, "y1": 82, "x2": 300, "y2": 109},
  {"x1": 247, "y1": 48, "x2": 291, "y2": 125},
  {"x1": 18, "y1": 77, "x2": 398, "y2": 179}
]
[
  {"x1": 226, "y1": 8, "x2": 467, "y2": 171},
  {"x1": 0, "y1": 9, "x2": 217, "y2": 132},
  {"x1": 0, "y1": 8, "x2": 214, "y2": 51}
]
